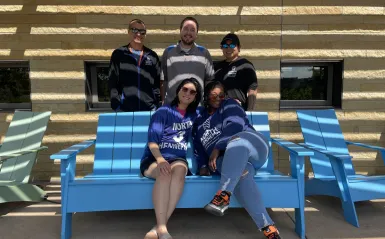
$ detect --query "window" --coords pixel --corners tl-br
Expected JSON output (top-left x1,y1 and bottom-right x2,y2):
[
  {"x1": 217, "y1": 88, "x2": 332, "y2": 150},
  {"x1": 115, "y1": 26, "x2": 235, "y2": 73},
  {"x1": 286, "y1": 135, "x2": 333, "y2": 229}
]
[
  {"x1": 0, "y1": 61, "x2": 31, "y2": 112},
  {"x1": 85, "y1": 61, "x2": 111, "y2": 111},
  {"x1": 280, "y1": 60, "x2": 343, "y2": 109}
]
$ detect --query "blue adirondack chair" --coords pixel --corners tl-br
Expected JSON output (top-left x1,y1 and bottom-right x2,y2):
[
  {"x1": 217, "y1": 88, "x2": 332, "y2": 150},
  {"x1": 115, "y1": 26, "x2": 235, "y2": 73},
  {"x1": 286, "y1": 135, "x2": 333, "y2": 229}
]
[
  {"x1": 50, "y1": 111, "x2": 313, "y2": 239},
  {"x1": 296, "y1": 109, "x2": 385, "y2": 227}
]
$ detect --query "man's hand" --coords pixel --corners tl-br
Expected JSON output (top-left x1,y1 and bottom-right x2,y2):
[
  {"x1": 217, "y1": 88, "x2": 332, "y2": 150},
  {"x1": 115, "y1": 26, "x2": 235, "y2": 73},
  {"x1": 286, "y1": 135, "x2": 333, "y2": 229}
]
[
  {"x1": 209, "y1": 148, "x2": 220, "y2": 171},
  {"x1": 199, "y1": 166, "x2": 210, "y2": 176}
]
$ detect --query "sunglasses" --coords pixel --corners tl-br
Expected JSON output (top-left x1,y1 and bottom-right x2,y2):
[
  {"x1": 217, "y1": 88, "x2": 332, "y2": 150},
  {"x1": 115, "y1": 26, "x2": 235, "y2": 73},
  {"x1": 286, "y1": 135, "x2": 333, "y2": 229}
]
[
  {"x1": 221, "y1": 44, "x2": 236, "y2": 49},
  {"x1": 130, "y1": 28, "x2": 147, "y2": 35},
  {"x1": 181, "y1": 87, "x2": 197, "y2": 95},
  {"x1": 209, "y1": 93, "x2": 225, "y2": 100}
]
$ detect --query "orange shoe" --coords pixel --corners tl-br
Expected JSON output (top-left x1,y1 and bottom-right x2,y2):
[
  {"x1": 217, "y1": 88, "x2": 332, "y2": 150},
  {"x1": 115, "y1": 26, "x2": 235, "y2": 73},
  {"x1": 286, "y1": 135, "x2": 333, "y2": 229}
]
[
  {"x1": 204, "y1": 190, "x2": 231, "y2": 216},
  {"x1": 262, "y1": 225, "x2": 281, "y2": 239}
]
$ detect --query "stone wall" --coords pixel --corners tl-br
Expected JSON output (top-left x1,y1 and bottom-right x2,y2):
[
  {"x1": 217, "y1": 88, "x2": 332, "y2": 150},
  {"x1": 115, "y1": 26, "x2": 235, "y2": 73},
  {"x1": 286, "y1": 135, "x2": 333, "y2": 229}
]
[{"x1": 0, "y1": 0, "x2": 384, "y2": 181}]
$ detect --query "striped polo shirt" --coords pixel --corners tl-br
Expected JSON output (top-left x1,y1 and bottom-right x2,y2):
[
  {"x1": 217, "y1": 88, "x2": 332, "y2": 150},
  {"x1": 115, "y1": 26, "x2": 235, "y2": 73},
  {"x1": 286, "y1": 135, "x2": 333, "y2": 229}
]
[{"x1": 160, "y1": 42, "x2": 215, "y2": 104}]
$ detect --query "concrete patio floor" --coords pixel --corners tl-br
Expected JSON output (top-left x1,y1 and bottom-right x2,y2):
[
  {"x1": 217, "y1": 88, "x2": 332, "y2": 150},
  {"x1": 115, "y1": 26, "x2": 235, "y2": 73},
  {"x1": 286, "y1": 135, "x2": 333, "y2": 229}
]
[{"x1": 1, "y1": 184, "x2": 385, "y2": 239}]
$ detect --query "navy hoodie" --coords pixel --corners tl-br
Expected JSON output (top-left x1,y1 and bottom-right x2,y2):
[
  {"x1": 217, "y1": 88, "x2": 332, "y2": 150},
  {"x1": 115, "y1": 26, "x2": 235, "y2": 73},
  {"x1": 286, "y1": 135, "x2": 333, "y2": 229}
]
[
  {"x1": 142, "y1": 104, "x2": 197, "y2": 162},
  {"x1": 192, "y1": 98, "x2": 255, "y2": 169}
]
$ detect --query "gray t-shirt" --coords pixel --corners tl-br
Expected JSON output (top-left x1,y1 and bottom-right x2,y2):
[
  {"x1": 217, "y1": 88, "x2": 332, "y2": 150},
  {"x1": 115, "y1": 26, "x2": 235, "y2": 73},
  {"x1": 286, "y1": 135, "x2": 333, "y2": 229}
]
[{"x1": 161, "y1": 42, "x2": 215, "y2": 105}]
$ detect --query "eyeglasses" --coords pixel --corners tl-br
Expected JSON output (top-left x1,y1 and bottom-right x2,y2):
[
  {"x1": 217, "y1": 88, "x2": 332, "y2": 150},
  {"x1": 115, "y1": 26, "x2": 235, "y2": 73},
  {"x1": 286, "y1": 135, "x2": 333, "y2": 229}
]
[
  {"x1": 181, "y1": 87, "x2": 197, "y2": 95},
  {"x1": 130, "y1": 28, "x2": 147, "y2": 35},
  {"x1": 221, "y1": 44, "x2": 236, "y2": 49},
  {"x1": 209, "y1": 93, "x2": 225, "y2": 100}
]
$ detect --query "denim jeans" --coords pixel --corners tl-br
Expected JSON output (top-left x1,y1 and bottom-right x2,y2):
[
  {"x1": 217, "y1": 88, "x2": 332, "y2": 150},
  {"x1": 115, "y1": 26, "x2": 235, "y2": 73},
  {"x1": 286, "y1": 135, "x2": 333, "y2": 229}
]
[{"x1": 215, "y1": 130, "x2": 274, "y2": 229}]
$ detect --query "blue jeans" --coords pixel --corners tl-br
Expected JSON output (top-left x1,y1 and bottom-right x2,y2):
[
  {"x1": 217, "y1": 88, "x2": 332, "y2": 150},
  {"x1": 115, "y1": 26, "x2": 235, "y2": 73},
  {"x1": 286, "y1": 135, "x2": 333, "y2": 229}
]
[{"x1": 216, "y1": 131, "x2": 274, "y2": 229}]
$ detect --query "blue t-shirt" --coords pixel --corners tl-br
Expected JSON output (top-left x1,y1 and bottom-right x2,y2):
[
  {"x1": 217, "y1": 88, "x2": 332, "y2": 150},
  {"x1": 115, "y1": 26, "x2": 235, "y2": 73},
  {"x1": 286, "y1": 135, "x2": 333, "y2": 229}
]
[
  {"x1": 192, "y1": 99, "x2": 255, "y2": 169},
  {"x1": 141, "y1": 104, "x2": 197, "y2": 161}
]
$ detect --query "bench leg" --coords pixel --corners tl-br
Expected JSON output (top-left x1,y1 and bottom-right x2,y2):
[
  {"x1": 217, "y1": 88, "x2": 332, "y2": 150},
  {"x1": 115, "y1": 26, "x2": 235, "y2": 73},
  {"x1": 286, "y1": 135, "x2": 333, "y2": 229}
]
[
  {"x1": 61, "y1": 212, "x2": 73, "y2": 239},
  {"x1": 342, "y1": 199, "x2": 359, "y2": 227},
  {"x1": 295, "y1": 208, "x2": 305, "y2": 239}
]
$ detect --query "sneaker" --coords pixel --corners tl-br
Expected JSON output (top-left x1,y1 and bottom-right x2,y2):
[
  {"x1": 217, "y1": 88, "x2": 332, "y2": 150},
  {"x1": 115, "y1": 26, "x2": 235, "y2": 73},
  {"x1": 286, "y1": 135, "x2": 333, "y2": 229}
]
[
  {"x1": 262, "y1": 225, "x2": 281, "y2": 239},
  {"x1": 204, "y1": 190, "x2": 230, "y2": 216}
]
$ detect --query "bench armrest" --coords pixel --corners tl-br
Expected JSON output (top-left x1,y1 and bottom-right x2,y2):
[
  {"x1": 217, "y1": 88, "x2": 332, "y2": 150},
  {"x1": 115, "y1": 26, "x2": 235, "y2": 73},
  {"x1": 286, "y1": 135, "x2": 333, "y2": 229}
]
[
  {"x1": 50, "y1": 139, "x2": 96, "y2": 160},
  {"x1": 346, "y1": 141, "x2": 385, "y2": 165},
  {"x1": 346, "y1": 141, "x2": 385, "y2": 151},
  {"x1": 271, "y1": 138, "x2": 314, "y2": 157},
  {"x1": 298, "y1": 143, "x2": 352, "y2": 161},
  {"x1": 0, "y1": 146, "x2": 48, "y2": 163}
]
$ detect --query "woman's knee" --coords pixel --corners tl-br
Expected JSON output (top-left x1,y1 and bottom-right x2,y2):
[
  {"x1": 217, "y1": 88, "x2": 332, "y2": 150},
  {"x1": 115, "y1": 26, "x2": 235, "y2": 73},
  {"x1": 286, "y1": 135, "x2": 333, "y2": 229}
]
[
  {"x1": 240, "y1": 163, "x2": 255, "y2": 180},
  {"x1": 171, "y1": 162, "x2": 188, "y2": 178}
]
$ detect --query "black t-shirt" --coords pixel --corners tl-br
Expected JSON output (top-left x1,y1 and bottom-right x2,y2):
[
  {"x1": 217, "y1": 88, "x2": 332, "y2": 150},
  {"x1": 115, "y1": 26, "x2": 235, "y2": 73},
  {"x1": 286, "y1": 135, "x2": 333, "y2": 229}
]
[{"x1": 214, "y1": 58, "x2": 258, "y2": 110}]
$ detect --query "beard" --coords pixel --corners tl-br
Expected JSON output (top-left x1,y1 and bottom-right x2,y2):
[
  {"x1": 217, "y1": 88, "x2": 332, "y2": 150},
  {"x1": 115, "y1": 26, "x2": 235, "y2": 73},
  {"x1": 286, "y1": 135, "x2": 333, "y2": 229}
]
[{"x1": 181, "y1": 35, "x2": 194, "y2": 46}]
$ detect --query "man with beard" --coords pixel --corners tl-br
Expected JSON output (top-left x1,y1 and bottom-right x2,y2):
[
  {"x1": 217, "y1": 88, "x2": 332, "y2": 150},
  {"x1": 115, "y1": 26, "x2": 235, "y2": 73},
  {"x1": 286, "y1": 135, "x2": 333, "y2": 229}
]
[
  {"x1": 160, "y1": 17, "x2": 215, "y2": 105},
  {"x1": 108, "y1": 19, "x2": 161, "y2": 112}
]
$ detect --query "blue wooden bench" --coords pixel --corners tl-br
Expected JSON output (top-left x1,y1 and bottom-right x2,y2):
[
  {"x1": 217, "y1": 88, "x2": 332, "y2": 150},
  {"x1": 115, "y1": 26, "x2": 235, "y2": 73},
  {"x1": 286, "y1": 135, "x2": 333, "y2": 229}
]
[{"x1": 50, "y1": 111, "x2": 313, "y2": 239}]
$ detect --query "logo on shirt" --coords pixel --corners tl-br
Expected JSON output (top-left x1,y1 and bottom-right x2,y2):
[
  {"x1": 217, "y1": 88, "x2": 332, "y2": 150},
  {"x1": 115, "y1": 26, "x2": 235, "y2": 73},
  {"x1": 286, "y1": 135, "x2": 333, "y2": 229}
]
[
  {"x1": 226, "y1": 66, "x2": 237, "y2": 78},
  {"x1": 173, "y1": 131, "x2": 185, "y2": 143},
  {"x1": 200, "y1": 118, "x2": 221, "y2": 149},
  {"x1": 145, "y1": 57, "x2": 153, "y2": 65}
]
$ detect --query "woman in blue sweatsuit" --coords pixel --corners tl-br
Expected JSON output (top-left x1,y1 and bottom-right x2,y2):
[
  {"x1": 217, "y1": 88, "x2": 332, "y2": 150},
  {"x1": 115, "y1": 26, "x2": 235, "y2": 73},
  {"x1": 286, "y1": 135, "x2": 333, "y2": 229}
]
[
  {"x1": 192, "y1": 81, "x2": 281, "y2": 239},
  {"x1": 141, "y1": 78, "x2": 202, "y2": 239}
]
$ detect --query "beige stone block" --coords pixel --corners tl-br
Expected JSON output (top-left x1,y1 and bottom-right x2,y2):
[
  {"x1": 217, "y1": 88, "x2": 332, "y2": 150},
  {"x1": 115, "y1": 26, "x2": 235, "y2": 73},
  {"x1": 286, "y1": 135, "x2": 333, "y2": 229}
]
[
  {"x1": 344, "y1": 7, "x2": 384, "y2": 15},
  {"x1": 39, "y1": 5, "x2": 133, "y2": 14},
  {"x1": 31, "y1": 25, "x2": 127, "y2": 35},
  {"x1": 360, "y1": 83, "x2": 385, "y2": 92},
  {"x1": 342, "y1": 111, "x2": 385, "y2": 121},
  {"x1": 132, "y1": 6, "x2": 226, "y2": 15},
  {"x1": 364, "y1": 16, "x2": 385, "y2": 24},
  {"x1": 49, "y1": 113, "x2": 99, "y2": 122},
  {"x1": 343, "y1": 92, "x2": 385, "y2": 100},
  {"x1": 182, "y1": 0, "x2": 281, "y2": 6},
  {"x1": 45, "y1": 122, "x2": 98, "y2": 135},
  {"x1": 31, "y1": 81, "x2": 85, "y2": 95},
  {"x1": 30, "y1": 71, "x2": 85, "y2": 80},
  {"x1": 283, "y1": 6, "x2": 343, "y2": 15},
  {"x1": 358, "y1": 126, "x2": 385, "y2": 133},
  {"x1": 255, "y1": 101, "x2": 279, "y2": 111},
  {"x1": 283, "y1": 15, "x2": 364, "y2": 25},
  {"x1": 308, "y1": 23, "x2": 385, "y2": 33},
  {"x1": 322, "y1": 0, "x2": 383, "y2": 6},
  {"x1": 367, "y1": 50, "x2": 385, "y2": 58},
  {"x1": 31, "y1": 93, "x2": 85, "y2": 103},
  {"x1": 24, "y1": 49, "x2": 113, "y2": 59},
  {"x1": 282, "y1": 25, "x2": 309, "y2": 31},
  {"x1": 283, "y1": 41, "x2": 333, "y2": 49},
  {"x1": 0, "y1": 41, "x2": 61, "y2": 50},
  {"x1": 30, "y1": 60, "x2": 84, "y2": 70},
  {"x1": 240, "y1": 16, "x2": 281, "y2": 25},
  {"x1": 0, "y1": 5, "x2": 23, "y2": 12},
  {"x1": 240, "y1": 7, "x2": 281, "y2": 15},
  {"x1": 0, "y1": 14, "x2": 76, "y2": 24},
  {"x1": 344, "y1": 70, "x2": 385, "y2": 80},
  {"x1": 282, "y1": 49, "x2": 367, "y2": 58},
  {"x1": 344, "y1": 58, "x2": 385, "y2": 71},
  {"x1": 283, "y1": 0, "x2": 323, "y2": 5},
  {"x1": 165, "y1": 16, "x2": 240, "y2": 25},
  {"x1": 76, "y1": 15, "x2": 165, "y2": 25},
  {"x1": 62, "y1": 41, "x2": 104, "y2": 49},
  {"x1": 33, "y1": 103, "x2": 86, "y2": 113},
  {"x1": 101, "y1": 0, "x2": 181, "y2": 4}
]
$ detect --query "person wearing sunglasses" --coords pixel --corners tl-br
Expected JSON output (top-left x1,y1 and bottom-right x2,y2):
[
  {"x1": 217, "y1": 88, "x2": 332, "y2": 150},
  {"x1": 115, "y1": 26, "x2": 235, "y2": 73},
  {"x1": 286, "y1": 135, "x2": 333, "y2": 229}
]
[
  {"x1": 192, "y1": 81, "x2": 281, "y2": 239},
  {"x1": 108, "y1": 19, "x2": 161, "y2": 112},
  {"x1": 160, "y1": 17, "x2": 215, "y2": 106},
  {"x1": 213, "y1": 33, "x2": 258, "y2": 111},
  {"x1": 140, "y1": 78, "x2": 202, "y2": 239}
]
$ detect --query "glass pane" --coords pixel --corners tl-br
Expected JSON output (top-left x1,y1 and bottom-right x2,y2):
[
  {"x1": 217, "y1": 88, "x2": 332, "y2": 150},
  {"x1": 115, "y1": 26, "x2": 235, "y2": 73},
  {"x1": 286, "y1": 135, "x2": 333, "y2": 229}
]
[
  {"x1": 96, "y1": 67, "x2": 110, "y2": 102},
  {"x1": 281, "y1": 66, "x2": 328, "y2": 101},
  {"x1": 0, "y1": 67, "x2": 31, "y2": 103}
]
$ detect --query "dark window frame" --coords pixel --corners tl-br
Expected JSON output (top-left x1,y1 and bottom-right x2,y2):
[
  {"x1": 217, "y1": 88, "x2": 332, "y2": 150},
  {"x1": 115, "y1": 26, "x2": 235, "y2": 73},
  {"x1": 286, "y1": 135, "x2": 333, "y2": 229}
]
[
  {"x1": 279, "y1": 59, "x2": 343, "y2": 110},
  {"x1": 84, "y1": 61, "x2": 112, "y2": 112},
  {"x1": 0, "y1": 61, "x2": 32, "y2": 112}
]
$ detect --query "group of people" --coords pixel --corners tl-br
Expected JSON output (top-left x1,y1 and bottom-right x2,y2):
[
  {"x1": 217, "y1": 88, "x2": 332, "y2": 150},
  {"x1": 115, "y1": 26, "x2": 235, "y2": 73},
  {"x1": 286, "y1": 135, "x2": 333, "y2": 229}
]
[{"x1": 108, "y1": 17, "x2": 281, "y2": 239}]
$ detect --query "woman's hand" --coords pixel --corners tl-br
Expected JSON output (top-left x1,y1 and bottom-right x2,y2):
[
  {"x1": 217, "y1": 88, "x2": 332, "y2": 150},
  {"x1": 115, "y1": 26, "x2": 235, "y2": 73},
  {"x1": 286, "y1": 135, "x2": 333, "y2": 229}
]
[
  {"x1": 199, "y1": 166, "x2": 210, "y2": 176},
  {"x1": 157, "y1": 158, "x2": 171, "y2": 176},
  {"x1": 209, "y1": 148, "x2": 220, "y2": 172}
]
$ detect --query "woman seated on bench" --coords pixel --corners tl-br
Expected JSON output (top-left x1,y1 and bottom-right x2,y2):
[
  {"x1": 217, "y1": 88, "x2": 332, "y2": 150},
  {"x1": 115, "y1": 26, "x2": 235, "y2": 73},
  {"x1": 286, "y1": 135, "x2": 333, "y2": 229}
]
[
  {"x1": 192, "y1": 81, "x2": 281, "y2": 239},
  {"x1": 140, "y1": 78, "x2": 202, "y2": 239}
]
